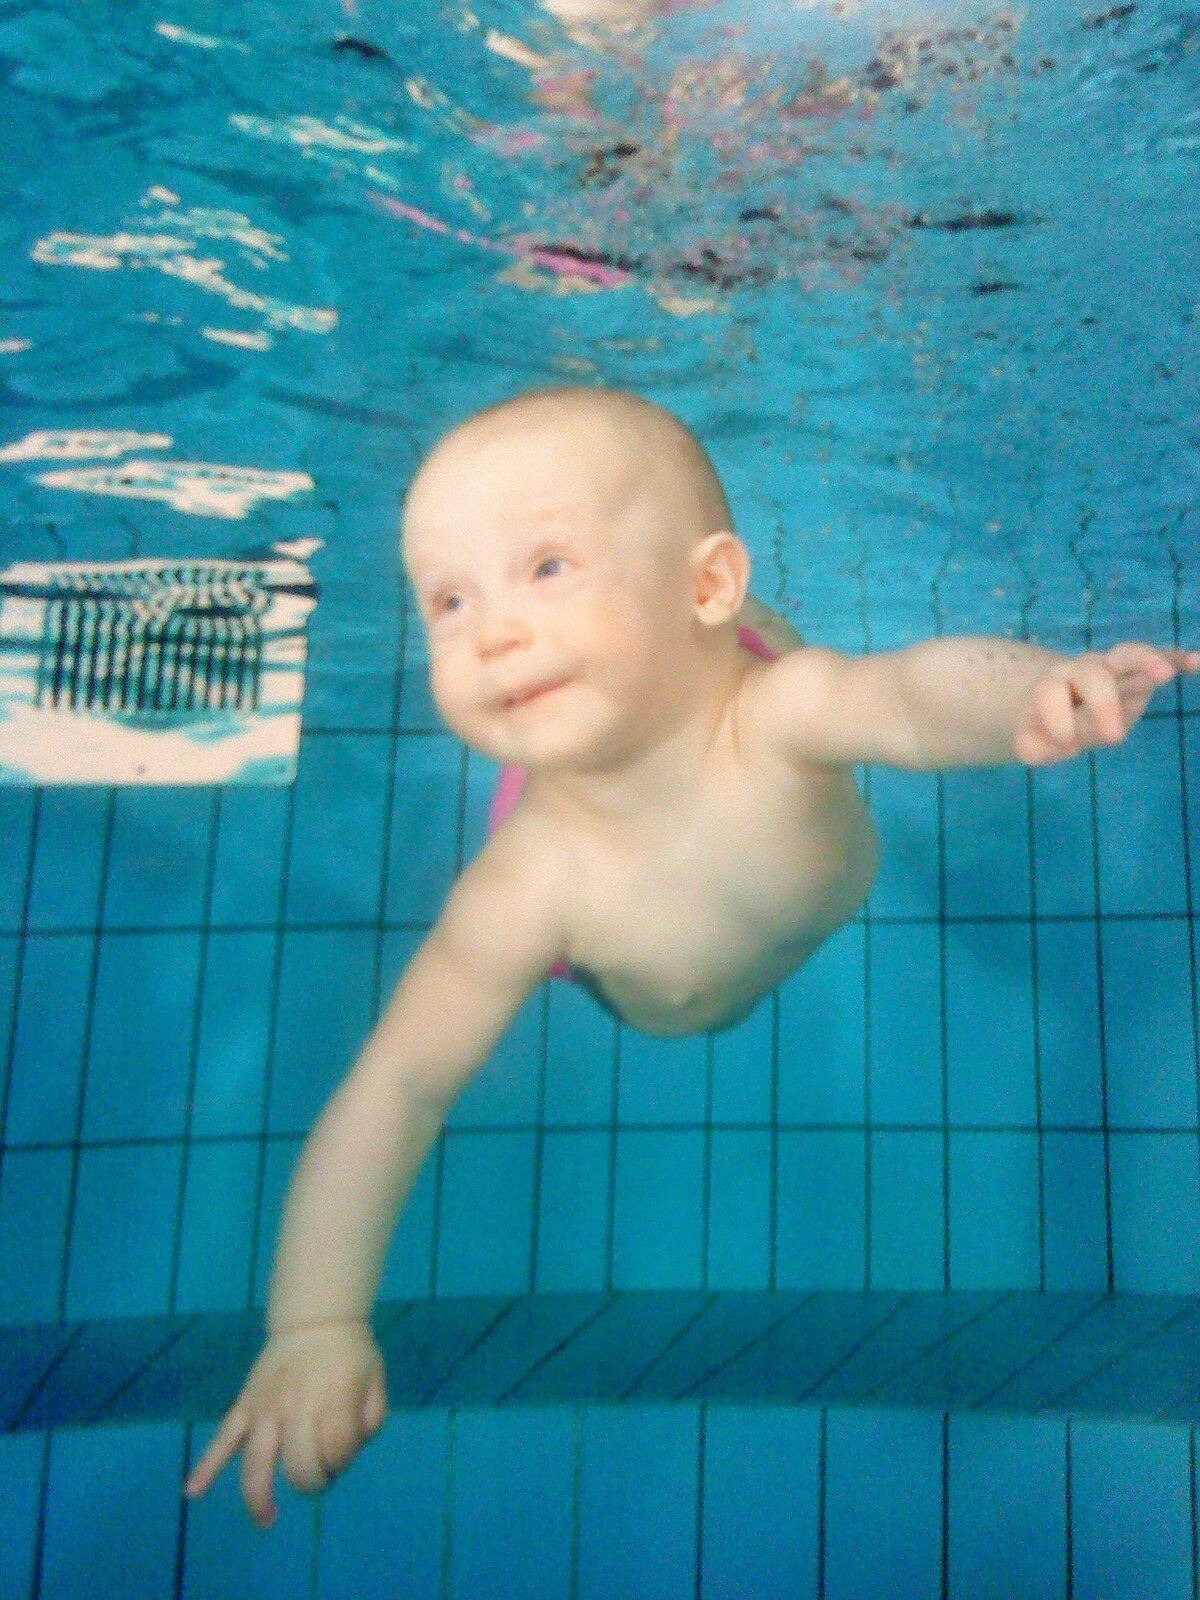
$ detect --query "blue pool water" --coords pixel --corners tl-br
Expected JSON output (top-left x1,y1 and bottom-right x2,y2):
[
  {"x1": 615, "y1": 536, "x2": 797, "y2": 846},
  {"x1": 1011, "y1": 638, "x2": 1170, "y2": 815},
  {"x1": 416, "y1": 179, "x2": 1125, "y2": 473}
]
[{"x1": 1, "y1": 0, "x2": 1199, "y2": 1593}]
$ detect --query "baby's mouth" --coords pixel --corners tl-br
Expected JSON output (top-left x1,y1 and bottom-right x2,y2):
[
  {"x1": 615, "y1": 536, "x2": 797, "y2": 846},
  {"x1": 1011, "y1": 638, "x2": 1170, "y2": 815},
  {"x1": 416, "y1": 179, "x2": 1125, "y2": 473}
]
[{"x1": 500, "y1": 678, "x2": 572, "y2": 711}]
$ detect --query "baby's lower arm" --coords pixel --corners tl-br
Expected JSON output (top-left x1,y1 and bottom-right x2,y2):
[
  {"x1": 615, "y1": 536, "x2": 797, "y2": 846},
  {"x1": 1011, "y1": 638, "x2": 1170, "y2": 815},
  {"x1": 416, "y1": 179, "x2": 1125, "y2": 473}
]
[
  {"x1": 267, "y1": 1065, "x2": 445, "y2": 1332},
  {"x1": 895, "y1": 636, "x2": 1062, "y2": 768}
]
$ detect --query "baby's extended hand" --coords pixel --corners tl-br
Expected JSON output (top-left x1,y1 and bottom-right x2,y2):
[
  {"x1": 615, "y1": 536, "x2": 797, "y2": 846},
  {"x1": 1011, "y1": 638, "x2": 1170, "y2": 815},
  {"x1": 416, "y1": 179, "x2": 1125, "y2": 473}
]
[
  {"x1": 184, "y1": 1321, "x2": 387, "y2": 1529},
  {"x1": 1014, "y1": 643, "x2": 1200, "y2": 766}
]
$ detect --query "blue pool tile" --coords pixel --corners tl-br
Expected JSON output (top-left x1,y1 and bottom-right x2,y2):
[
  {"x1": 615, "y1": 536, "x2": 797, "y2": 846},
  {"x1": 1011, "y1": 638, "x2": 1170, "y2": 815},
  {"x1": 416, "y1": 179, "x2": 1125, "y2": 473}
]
[
  {"x1": 102, "y1": 788, "x2": 216, "y2": 929},
  {"x1": 619, "y1": 1027, "x2": 707, "y2": 1125},
  {"x1": 868, "y1": 921, "x2": 942, "y2": 1125},
  {"x1": 707, "y1": 1130, "x2": 772, "y2": 1289},
  {"x1": 1042, "y1": 1131, "x2": 1109, "y2": 1290},
  {"x1": 190, "y1": 930, "x2": 275, "y2": 1138},
  {"x1": 174, "y1": 1139, "x2": 259, "y2": 1313},
  {"x1": 268, "y1": 929, "x2": 376, "y2": 1133},
  {"x1": 5, "y1": 932, "x2": 90, "y2": 1143},
  {"x1": 1186, "y1": 734, "x2": 1200, "y2": 889},
  {"x1": 577, "y1": 1407, "x2": 700, "y2": 1600},
  {"x1": 283, "y1": 732, "x2": 392, "y2": 925},
  {"x1": 64, "y1": 1143, "x2": 183, "y2": 1320},
  {"x1": 43, "y1": 1423, "x2": 185, "y2": 1600},
  {"x1": 25, "y1": 787, "x2": 109, "y2": 929},
  {"x1": 943, "y1": 766, "x2": 1031, "y2": 918},
  {"x1": 451, "y1": 989, "x2": 543, "y2": 1126},
  {"x1": 208, "y1": 785, "x2": 291, "y2": 927},
  {"x1": 700, "y1": 1406, "x2": 820, "y2": 1600},
  {"x1": 252, "y1": 1137, "x2": 301, "y2": 1307},
  {"x1": 318, "y1": 1412, "x2": 449, "y2": 1600},
  {"x1": 0, "y1": 936, "x2": 15, "y2": 1121},
  {"x1": 776, "y1": 1131, "x2": 866, "y2": 1289},
  {"x1": 385, "y1": 733, "x2": 462, "y2": 923},
  {"x1": 1095, "y1": 720, "x2": 1188, "y2": 915},
  {"x1": 398, "y1": 631, "x2": 440, "y2": 732},
  {"x1": 449, "y1": 1408, "x2": 575, "y2": 1600},
  {"x1": 778, "y1": 924, "x2": 866, "y2": 1124},
  {"x1": 612, "y1": 1130, "x2": 705, "y2": 1290},
  {"x1": 1031, "y1": 760, "x2": 1097, "y2": 917},
  {"x1": 866, "y1": 767, "x2": 941, "y2": 919},
  {"x1": 0, "y1": 1431, "x2": 42, "y2": 1598},
  {"x1": 543, "y1": 979, "x2": 617, "y2": 1125},
  {"x1": 1070, "y1": 1420, "x2": 1193, "y2": 1600},
  {"x1": 0, "y1": 790, "x2": 35, "y2": 931},
  {"x1": 0, "y1": 1147, "x2": 72, "y2": 1324},
  {"x1": 947, "y1": 1414, "x2": 1065, "y2": 1600},
  {"x1": 535, "y1": 1129, "x2": 611, "y2": 1292},
  {"x1": 1101, "y1": 919, "x2": 1197, "y2": 1128},
  {"x1": 1109, "y1": 1132, "x2": 1200, "y2": 1292},
  {"x1": 824, "y1": 1408, "x2": 944, "y2": 1600},
  {"x1": 184, "y1": 1423, "x2": 316, "y2": 1598},
  {"x1": 82, "y1": 930, "x2": 202, "y2": 1141},
  {"x1": 710, "y1": 995, "x2": 773, "y2": 1124},
  {"x1": 436, "y1": 1129, "x2": 536, "y2": 1294},
  {"x1": 1036, "y1": 921, "x2": 1104, "y2": 1126},
  {"x1": 945, "y1": 921, "x2": 1037, "y2": 1126},
  {"x1": 948, "y1": 1132, "x2": 1040, "y2": 1289},
  {"x1": 869, "y1": 1129, "x2": 945, "y2": 1289}
]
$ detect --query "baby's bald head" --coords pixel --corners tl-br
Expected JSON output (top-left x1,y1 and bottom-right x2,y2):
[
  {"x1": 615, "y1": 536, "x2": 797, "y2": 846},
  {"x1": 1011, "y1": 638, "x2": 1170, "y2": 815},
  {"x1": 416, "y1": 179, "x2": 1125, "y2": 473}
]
[{"x1": 402, "y1": 387, "x2": 732, "y2": 571}]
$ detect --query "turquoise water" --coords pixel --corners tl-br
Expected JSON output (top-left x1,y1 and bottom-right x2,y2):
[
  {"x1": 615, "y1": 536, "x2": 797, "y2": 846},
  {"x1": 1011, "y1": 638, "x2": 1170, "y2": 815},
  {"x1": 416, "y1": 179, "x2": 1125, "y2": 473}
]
[{"x1": 1, "y1": 0, "x2": 1199, "y2": 1593}]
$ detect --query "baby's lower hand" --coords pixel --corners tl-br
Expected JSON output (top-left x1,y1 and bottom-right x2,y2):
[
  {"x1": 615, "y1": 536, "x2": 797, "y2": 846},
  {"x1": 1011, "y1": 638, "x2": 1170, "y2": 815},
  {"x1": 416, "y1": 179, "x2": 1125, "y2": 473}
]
[
  {"x1": 1014, "y1": 643, "x2": 1200, "y2": 766},
  {"x1": 184, "y1": 1320, "x2": 387, "y2": 1529}
]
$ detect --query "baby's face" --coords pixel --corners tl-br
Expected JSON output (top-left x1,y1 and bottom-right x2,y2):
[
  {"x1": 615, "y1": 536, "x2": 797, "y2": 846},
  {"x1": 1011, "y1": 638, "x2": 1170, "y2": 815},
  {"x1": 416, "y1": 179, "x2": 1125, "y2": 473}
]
[{"x1": 403, "y1": 418, "x2": 699, "y2": 771}]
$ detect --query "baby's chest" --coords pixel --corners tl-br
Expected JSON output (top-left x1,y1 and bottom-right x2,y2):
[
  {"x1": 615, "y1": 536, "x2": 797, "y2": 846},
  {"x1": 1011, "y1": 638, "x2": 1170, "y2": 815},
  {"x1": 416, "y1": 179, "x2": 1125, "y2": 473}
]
[{"x1": 565, "y1": 792, "x2": 853, "y2": 988}]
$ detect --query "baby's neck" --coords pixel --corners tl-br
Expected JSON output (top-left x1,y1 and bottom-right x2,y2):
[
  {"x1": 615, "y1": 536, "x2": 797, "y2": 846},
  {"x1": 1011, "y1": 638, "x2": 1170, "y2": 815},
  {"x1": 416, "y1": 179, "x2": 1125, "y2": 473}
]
[{"x1": 531, "y1": 631, "x2": 747, "y2": 833}]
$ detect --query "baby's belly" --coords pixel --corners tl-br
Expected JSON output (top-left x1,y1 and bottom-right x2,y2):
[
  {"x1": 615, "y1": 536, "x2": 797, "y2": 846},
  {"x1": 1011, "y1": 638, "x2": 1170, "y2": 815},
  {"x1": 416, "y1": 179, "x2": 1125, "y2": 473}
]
[{"x1": 572, "y1": 816, "x2": 880, "y2": 1038}]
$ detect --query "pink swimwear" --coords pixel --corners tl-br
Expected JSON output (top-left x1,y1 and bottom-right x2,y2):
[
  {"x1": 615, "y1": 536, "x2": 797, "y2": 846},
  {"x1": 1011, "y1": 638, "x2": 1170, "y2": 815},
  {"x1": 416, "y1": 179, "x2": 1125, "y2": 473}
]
[{"x1": 486, "y1": 623, "x2": 779, "y2": 985}]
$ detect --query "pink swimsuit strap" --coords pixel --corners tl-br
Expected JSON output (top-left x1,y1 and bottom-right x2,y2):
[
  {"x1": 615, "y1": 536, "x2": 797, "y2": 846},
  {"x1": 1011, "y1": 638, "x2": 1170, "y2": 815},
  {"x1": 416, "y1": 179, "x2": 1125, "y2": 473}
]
[{"x1": 486, "y1": 622, "x2": 779, "y2": 981}]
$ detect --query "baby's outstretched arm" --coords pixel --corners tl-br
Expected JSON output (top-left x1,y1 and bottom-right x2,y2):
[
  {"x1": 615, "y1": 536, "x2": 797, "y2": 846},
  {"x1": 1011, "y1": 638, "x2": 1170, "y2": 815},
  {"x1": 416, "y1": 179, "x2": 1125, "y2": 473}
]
[
  {"x1": 747, "y1": 637, "x2": 1200, "y2": 770},
  {"x1": 185, "y1": 830, "x2": 568, "y2": 1528}
]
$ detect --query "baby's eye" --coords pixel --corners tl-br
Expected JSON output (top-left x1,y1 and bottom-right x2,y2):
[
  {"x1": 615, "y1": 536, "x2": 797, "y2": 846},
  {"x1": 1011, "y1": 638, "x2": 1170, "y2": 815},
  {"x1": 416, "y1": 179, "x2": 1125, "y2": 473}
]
[
  {"x1": 431, "y1": 591, "x2": 463, "y2": 618},
  {"x1": 533, "y1": 556, "x2": 565, "y2": 580}
]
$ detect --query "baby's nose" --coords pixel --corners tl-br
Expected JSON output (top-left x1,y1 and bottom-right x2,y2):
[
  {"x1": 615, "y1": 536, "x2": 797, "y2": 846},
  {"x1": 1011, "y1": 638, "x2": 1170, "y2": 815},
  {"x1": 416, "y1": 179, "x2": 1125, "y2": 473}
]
[{"x1": 475, "y1": 607, "x2": 532, "y2": 658}]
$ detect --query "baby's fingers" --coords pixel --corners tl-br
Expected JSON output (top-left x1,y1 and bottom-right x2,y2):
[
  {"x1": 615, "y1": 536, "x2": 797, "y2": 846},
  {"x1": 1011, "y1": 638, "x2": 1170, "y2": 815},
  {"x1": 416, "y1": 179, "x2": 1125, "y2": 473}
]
[
  {"x1": 1070, "y1": 658, "x2": 1125, "y2": 742},
  {"x1": 1033, "y1": 676, "x2": 1079, "y2": 750},
  {"x1": 241, "y1": 1415, "x2": 284, "y2": 1529},
  {"x1": 185, "y1": 1406, "x2": 250, "y2": 1501}
]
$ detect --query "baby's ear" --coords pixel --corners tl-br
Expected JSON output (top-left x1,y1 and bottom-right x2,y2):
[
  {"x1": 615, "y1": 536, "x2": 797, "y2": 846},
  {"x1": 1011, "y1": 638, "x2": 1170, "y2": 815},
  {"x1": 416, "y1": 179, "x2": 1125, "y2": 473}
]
[{"x1": 689, "y1": 532, "x2": 750, "y2": 627}]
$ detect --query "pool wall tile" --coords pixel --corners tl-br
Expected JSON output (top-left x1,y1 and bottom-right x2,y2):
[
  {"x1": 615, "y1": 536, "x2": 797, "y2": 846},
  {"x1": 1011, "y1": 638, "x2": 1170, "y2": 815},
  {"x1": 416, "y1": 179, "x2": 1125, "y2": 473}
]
[
  {"x1": 82, "y1": 930, "x2": 202, "y2": 1142},
  {"x1": 283, "y1": 732, "x2": 391, "y2": 925},
  {"x1": 701, "y1": 1405, "x2": 821, "y2": 1599},
  {"x1": 613, "y1": 1130, "x2": 706, "y2": 1290},
  {"x1": 102, "y1": 788, "x2": 215, "y2": 930},
  {"x1": 1101, "y1": 920, "x2": 1197, "y2": 1128},
  {"x1": 535, "y1": 1129, "x2": 611, "y2": 1292},
  {"x1": 776, "y1": 1132, "x2": 866, "y2": 1289},
  {"x1": 870, "y1": 1129, "x2": 945, "y2": 1290},
  {"x1": 436, "y1": 1129, "x2": 537, "y2": 1295},
  {"x1": 450, "y1": 1408, "x2": 576, "y2": 1600},
  {"x1": 778, "y1": 925, "x2": 866, "y2": 1124},
  {"x1": 1069, "y1": 1420, "x2": 1194, "y2": 1600},
  {"x1": 384, "y1": 733, "x2": 461, "y2": 923},
  {"x1": 208, "y1": 787, "x2": 291, "y2": 927},
  {"x1": 267, "y1": 928, "x2": 376, "y2": 1133},
  {"x1": 42, "y1": 1423, "x2": 185, "y2": 1600},
  {"x1": 1041, "y1": 1131, "x2": 1110, "y2": 1291},
  {"x1": 190, "y1": 930, "x2": 276, "y2": 1139},
  {"x1": 868, "y1": 921, "x2": 942, "y2": 1125},
  {"x1": 64, "y1": 1144, "x2": 184, "y2": 1320},
  {"x1": 945, "y1": 921, "x2": 1037, "y2": 1126},
  {"x1": 577, "y1": 1407, "x2": 700, "y2": 1600},
  {"x1": 823, "y1": 1408, "x2": 944, "y2": 1600},
  {"x1": 5, "y1": 932, "x2": 91, "y2": 1144},
  {"x1": 707, "y1": 1129, "x2": 772, "y2": 1290},
  {"x1": 1036, "y1": 921, "x2": 1105, "y2": 1127},
  {"x1": 0, "y1": 1431, "x2": 43, "y2": 1599},
  {"x1": 943, "y1": 766, "x2": 1031, "y2": 918},
  {"x1": 947, "y1": 1414, "x2": 1066, "y2": 1600},
  {"x1": 0, "y1": 1147, "x2": 73, "y2": 1324},
  {"x1": 173, "y1": 1140, "x2": 259, "y2": 1314},
  {"x1": 1109, "y1": 1132, "x2": 1200, "y2": 1293},
  {"x1": 949, "y1": 1132, "x2": 1040, "y2": 1290},
  {"x1": 25, "y1": 788, "x2": 109, "y2": 929}
]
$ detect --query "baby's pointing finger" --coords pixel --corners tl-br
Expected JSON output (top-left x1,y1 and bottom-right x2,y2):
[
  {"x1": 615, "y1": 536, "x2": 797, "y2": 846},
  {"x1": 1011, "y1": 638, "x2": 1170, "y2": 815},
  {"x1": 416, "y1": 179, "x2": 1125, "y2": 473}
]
[{"x1": 185, "y1": 1407, "x2": 249, "y2": 1499}]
